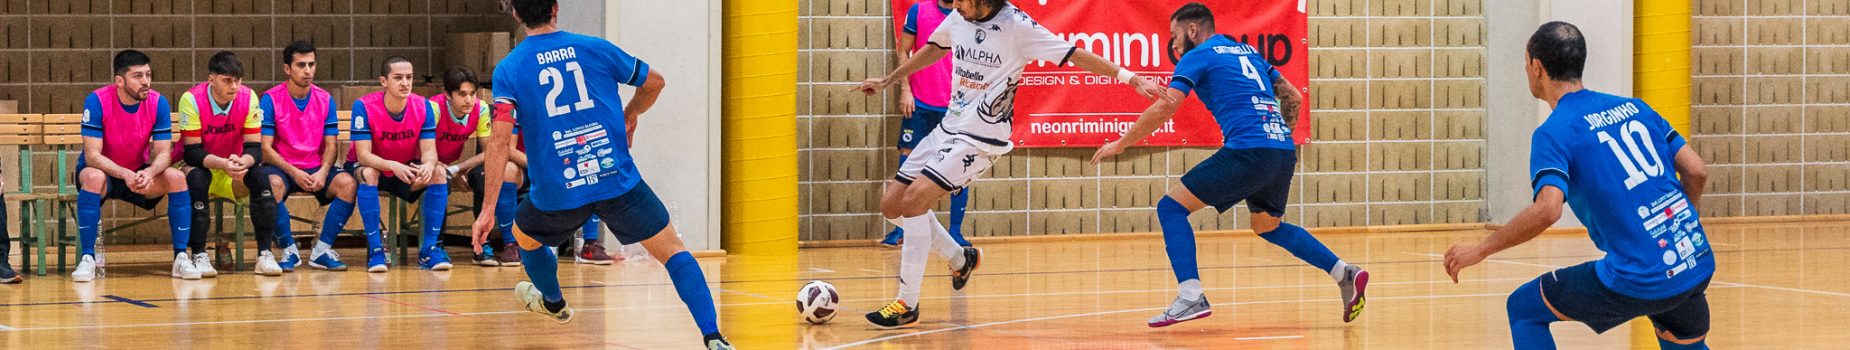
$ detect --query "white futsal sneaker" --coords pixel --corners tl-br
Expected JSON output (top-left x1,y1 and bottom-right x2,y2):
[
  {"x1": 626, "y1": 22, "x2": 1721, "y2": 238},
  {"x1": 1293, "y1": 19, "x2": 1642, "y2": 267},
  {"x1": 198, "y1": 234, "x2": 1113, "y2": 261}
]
[
  {"x1": 193, "y1": 253, "x2": 219, "y2": 278},
  {"x1": 72, "y1": 254, "x2": 99, "y2": 282},
  {"x1": 254, "y1": 251, "x2": 284, "y2": 276},
  {"x1": 171, "y1": 252, "x2": 202, "y2": 280}
]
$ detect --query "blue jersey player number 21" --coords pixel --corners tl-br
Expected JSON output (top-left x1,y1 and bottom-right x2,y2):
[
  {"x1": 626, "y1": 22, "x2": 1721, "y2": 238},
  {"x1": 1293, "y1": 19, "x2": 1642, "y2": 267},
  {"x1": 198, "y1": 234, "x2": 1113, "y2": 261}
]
[{"x1": 493, "y1": 32, "x2": 650, "y2": 211}]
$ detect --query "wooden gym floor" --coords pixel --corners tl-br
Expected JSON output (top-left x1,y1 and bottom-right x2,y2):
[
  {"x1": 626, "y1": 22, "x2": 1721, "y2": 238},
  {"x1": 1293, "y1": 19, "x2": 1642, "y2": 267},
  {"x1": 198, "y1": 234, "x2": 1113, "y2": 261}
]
[{"x1": 2, "y1": 219, "x2": 1847, "y2": 349}]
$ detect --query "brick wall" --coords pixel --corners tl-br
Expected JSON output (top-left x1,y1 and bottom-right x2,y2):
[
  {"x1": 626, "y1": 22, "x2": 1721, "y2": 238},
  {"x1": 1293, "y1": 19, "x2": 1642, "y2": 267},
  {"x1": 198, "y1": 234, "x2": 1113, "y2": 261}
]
[
  {"x1": 797, "y1": 0, "x2": 1489, "y2": 241},
  {"x1": 0, "y1": 0, "x2": 517, "y2": 244},
  {"x1": 1690, "y1": 0, "x2": 1850, "y2": 216}
]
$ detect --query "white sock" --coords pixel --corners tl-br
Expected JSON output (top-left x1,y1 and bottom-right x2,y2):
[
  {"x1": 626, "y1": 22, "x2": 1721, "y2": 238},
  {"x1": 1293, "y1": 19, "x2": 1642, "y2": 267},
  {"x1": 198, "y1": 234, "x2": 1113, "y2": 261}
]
[
  {"x1": 923, "y1": 210, "x2": 965, "y2": 269},
  {"x1": 1178, "y1": 279, "x2": 1203, "y2": 300},
  {"x1": 1330, "y1": 261, "x2": 1350, "y2": 282},
  {"x1": 313, "y1": 241, "x2": 334, "y2": 258},
  {"x1": 895, "y1": 213, "x2": 933, "y2": 306}
]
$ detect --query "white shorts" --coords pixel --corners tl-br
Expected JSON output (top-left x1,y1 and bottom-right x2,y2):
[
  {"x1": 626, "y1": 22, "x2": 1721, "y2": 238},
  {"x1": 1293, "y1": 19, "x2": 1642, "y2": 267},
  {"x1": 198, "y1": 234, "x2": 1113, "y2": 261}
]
[{"x1": 894, "y1": 131, "x2": 999, "y2": 191}]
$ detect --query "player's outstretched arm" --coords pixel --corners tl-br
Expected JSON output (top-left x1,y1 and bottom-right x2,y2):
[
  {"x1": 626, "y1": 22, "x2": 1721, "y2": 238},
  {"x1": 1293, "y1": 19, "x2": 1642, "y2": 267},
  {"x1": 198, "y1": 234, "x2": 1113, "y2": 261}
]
[
  {"x1": 855, "y1": 45, "x2": 947, "y2": 95},
  {"x1": 471, "y1": 103, "x2": 517, "y2": 254},
  {"x1": 1090, "y1": 88, "x2": 1187, "y2": 164},
  {"x1": 624, "y1": 70, "x2": 666, "y2": 146},
  {"x1": 1444, "y1": 187, "x2": 1564, "y2": 282},
  {"x1": 1672, "y1": 145, "x2": 1707, "y2": 209},
  {"x1": 1066, "y1": 50, "x2": 1174, "y2": 104}
]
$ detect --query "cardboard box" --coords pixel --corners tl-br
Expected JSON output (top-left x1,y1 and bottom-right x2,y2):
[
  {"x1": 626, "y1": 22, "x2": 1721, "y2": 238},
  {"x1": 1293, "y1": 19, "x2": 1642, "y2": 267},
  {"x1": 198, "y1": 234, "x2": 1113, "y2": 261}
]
[
  {"x1": 0, "y1": 100, "x2": 17, "y2": 114},
  {"x1": 445, "y1": 32, "x2": 511, "y2": 82}
]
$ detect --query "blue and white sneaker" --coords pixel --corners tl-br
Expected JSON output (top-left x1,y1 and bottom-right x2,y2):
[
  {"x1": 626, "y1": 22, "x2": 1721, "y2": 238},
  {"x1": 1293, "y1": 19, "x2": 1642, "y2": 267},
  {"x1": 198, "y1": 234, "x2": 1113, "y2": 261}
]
[
  {"x1": 419, "y1": 246, "x2": 453, "y2": 271},
  {"x1": 309, "y1": 249, "x2": 348, "y2": 271},
  {"x1": 878, "y1": 228, "x2": 903, "y2": 248},
  {"x1": 279, "y1": 245, "x2": 302, "y2": 272},
  {"x1": 367, "y1": 248, "x2": 389, "y2": 273}
]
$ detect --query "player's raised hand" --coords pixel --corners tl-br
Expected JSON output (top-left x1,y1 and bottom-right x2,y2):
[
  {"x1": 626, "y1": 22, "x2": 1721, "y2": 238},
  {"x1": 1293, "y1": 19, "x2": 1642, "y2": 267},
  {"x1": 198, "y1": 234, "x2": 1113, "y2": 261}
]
[
  {"x1": 1090, "y1": 140, "x2": 1126, "y2": 165},
  {"x1": 854, "y1": 78, "x2": 891, "y2": 95},
  {"x1": 1443, "y1": 243, "x2": 1486, "y2": 283}
]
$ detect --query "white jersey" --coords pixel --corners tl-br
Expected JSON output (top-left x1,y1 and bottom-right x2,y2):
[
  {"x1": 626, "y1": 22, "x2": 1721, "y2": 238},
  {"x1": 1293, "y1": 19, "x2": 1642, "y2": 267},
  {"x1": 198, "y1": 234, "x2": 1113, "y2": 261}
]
[{"x1": 927, "y1": 4, "x2": 1076, "y2": 154}]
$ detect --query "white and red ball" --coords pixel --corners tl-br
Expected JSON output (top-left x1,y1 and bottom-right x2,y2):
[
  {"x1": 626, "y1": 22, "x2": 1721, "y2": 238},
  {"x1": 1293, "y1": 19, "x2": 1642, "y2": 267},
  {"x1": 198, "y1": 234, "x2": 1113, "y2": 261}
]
[{"x1": 795, "y1": 280, "x2": 839, "y2": 324}]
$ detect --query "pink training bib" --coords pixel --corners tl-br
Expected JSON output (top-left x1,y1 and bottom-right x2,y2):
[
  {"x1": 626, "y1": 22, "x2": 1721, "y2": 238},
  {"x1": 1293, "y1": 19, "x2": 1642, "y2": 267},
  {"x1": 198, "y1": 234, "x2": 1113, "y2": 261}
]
[
  {"x1": 92, "y1": 85, "x2": 163, "y2": 170},
  {"x1": 428, "y1": 93, "x2": 484, "y2": 164},
  {"x1": 346, "y1": 92, "x2": 429, "y2": 165},
  {"x1": 264, "y1": 84, "x2": 335, "y2": 170},
  {"x1": 907, "y1": 1, "x2": 953, "y2": 108},
  {"x1": 176, "y1": 82, "x2": 257, "y2": 161}
]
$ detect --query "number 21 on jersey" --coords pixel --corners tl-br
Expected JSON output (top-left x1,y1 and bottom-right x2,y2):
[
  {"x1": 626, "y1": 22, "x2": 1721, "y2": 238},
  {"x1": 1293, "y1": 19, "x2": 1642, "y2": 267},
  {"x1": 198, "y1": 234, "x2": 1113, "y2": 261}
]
[
  {"x1": 540, "y1": 61, "x2": 595, "y2": 117},
  {"x1": 1596, "y1": 119, "x2": 1663, "y2": 190}
]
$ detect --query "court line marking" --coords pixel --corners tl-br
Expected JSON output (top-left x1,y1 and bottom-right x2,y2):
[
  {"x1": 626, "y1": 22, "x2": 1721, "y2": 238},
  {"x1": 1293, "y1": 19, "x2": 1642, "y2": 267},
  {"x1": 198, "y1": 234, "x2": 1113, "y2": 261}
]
[
  {"x1": 1236, "y1": 335, "x2": 1304, "y2": 341},
  {"x1": 822, "y1": 291, "x2": 1515, "y2": 349},
  {"x1": 0, "y1": 276, "x2": 1530, "y2": 333},
  {"x1": 361, "y1": 295, "x2": 468, "y2": 317},
  {"x1": 101, "y1": 295, "x2": 158, "y2": 308},
  {"x1": 0, "y1": 324, "x2": 13, "y2": 331}
]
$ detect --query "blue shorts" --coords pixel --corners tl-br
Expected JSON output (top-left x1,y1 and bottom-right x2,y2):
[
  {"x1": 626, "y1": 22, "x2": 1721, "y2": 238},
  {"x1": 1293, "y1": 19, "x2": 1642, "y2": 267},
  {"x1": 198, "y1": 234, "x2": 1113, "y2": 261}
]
[
  {"x1": 515, "y1": 180, "x2": 669, "y2": 246},
  {"x1": 1536, "y1": 261, "x2": 1710, "y2": 338},
  {"x1": 344, "y1": 162, "x2": 427, "y2": 202},
  {"x1": 897, "y1": 105, "x2": 947, "y2": 152},
  {"x1": 1179, "y1": 147, "x2": 1296, "y2": 215},
  {"x1": 259, "y1": 165, "x2": 348, "y2": 206}
]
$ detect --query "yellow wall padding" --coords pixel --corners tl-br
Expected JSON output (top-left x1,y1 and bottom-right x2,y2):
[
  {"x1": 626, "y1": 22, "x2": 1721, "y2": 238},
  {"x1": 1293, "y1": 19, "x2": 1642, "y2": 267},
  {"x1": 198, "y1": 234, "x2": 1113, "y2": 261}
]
[
  {"x1": 1636, "y1": 0, "x2": 1691, "y2": 137},
  {"x1": 722, "y1": 0, "x2": 799, "y2": 256}
]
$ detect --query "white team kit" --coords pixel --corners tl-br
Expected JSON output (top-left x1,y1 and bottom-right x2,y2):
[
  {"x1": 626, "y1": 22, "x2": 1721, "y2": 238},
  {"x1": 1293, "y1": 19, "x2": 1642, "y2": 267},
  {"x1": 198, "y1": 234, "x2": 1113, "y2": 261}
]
[{"x1": 896, "y1": 4, "x2": 1077, "y2": 191}]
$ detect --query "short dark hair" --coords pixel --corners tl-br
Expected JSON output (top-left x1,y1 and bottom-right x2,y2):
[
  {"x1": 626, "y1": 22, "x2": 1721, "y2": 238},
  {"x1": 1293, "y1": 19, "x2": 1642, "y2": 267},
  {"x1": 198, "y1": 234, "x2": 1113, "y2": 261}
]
[
  {"x1": 443, "y1": 66, "x2": 478, "y2": 92},
  {"x1": 1527, "y1": 21, "x2": 1586, "y2": 82},
  {"x1": 113, "y1": 49, "x2": 151, "y2": 76},
  {"x1": 509, "y1": 0, "x2": 557, "y2": 29},
  {"x1": 1170, "y1": 3, "x2": 1216, "y2": 32},
  {"x1": 283, "y1": 40, "x2": 316, "y2": 65},
  {"x1": 379, "y1": 56, "x2": 412, "y2": 77},
  {"x1": 207, "y1": 51, "x2": 245, "y2": 78}
]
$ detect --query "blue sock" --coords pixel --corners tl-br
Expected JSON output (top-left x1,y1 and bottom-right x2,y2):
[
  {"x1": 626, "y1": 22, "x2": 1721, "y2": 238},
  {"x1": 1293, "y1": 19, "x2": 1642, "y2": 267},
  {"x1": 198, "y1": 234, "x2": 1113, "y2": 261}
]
[
  {"x1": 356, "y1": 184, "x2": 384, "y2": 251},
  {"x1": 1157, "y1": 196, "x2": 1198, "y2": 283},
  {"x1": 665, "y1": 251, "x2": 721, "y2": 335},
  {"x1": 496, "y1": 183, "x2": 518, "y2": 246},
  {"x1": 275, "y1": 199, "x2": 295, "y2": 249},
  {"x1": 518, "y1": 244, "x2": 563, "y2": 302},
  {"x1": 319, "y1": 198, "x2": 355, "y2": 246},
  {"x1": 78, "y1": 190, "x2": 103, "y2": 256},
  {"x1": 421, "y1": 184, "x2": 448, "y2": 248},
  {"x1": 1258, "y1": 222, "x2": 1339, "y2": 273},
  {"x1": 948, "y1": 187, "x2": 970, "y2": 242},
  {"x1": 1506, "y1": 278, "x2": 1559, "y2": 350},
  {"x1": 583, "y1": 216, "x2": 601, "y2": 241},
  {"x1": 167, "y1": 190, "x2": 193, "y2": 254}
]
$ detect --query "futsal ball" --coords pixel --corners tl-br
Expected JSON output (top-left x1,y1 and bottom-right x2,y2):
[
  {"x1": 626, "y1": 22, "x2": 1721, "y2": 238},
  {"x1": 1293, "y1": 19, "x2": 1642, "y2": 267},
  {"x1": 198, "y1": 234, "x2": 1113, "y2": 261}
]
[{"x1": 795, "y1": 280, "x2": 840, "y2": 324}]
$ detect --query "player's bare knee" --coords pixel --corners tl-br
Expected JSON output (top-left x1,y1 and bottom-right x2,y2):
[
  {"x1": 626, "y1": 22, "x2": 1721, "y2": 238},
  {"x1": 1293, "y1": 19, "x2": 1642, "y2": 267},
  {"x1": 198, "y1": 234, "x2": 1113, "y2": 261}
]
[
  {"x1": 357, "y1": 168, "x2": 379, "y2": 184},
  {"x1": 78, "y1": 168, "x2": 108, "y2": 192},
  {"x1": 641, "y1": 226, "x2": 688, "y2": 262},
  {"x1": 159, "y1": 168, "x2": 189, "y2": 192},
  {"x1": 502, "y1": 166, "x2": 522, "y2": 182},
  {"x1": 1249, "y1": 212, "x2": 1282, "y2": 234}
]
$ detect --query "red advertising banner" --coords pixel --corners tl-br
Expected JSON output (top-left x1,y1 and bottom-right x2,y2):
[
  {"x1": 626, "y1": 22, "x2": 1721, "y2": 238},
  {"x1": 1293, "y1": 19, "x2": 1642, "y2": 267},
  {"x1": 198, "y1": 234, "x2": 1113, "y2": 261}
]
[{"x1": 889, "y1": 0, "x2": 1310, "y2": 148}]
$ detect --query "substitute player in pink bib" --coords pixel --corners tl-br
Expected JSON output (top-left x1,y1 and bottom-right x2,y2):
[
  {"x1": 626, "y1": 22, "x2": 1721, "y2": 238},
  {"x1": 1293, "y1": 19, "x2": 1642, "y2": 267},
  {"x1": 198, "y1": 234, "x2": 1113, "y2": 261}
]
[
  {"x1": 175, "y1": 51, "x2": 279, "y2": 277},
  {"x1": 74, "y1": 49, "x2": 200, "y2": 282},
  {"x1": 256, "y1": 40, "x2": 362, "y2": 272},
  {"x1": 346, "y1": 56, "x2": 451, "y2": 273}
]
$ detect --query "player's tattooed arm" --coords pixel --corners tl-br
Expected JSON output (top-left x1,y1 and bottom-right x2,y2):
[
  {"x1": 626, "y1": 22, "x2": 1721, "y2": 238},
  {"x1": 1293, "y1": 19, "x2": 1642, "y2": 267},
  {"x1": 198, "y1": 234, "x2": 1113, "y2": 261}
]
[
  {"x1": 1273, "y1": 77, "x2": 1303, "y2": 129},
  {"x1": 1672, "y1": 145, "x2": 1707, "y2": 209}
]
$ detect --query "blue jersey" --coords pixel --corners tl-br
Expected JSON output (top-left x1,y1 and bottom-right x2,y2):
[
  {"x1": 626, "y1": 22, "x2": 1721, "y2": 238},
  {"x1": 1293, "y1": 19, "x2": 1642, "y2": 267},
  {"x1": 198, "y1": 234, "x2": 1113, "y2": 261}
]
[
  {"x1": 492, "y1": 31, "x2": 650, "y2": 211},
  {"x1": 1532, "y1": 89, "x2": 1713, "y2": 300},
  {"x1": 1168, "y1": 35, "x2": 1293, "y2": 150}
]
